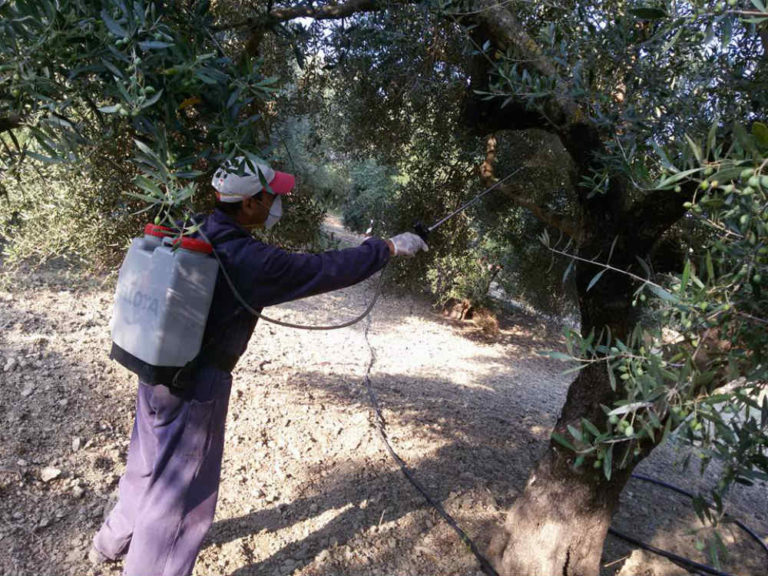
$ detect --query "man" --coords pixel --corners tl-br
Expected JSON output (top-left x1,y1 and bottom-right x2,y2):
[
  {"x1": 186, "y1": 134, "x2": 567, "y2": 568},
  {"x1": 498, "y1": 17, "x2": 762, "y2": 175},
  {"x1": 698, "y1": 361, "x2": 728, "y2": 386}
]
[{"x1": 89, "y1": 158, "x2": 427, "y2": 576}]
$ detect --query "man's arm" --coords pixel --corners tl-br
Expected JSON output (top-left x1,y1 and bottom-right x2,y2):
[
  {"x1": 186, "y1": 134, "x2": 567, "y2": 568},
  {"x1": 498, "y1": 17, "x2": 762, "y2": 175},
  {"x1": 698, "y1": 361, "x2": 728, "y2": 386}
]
[{"x1": 242, "y1": 237, "x2": 392, "y2": 308}]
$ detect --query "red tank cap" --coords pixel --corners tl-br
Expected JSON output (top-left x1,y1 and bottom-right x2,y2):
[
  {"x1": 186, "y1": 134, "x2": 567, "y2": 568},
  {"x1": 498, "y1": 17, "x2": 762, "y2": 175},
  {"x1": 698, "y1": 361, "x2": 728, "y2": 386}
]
[
  {"x1": 144, "y1": 223, "x2": 174, "y2": 238},
  {"x1": 173, "y1": 236, "x2": 213, "y2": 254}
]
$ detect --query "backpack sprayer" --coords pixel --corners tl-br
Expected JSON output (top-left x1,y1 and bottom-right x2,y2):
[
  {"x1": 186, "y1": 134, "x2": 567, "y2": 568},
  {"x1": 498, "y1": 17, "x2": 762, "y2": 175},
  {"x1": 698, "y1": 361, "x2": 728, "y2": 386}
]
[{"x1": 108, "y1": 170, "x2": 520, "y2": 387}]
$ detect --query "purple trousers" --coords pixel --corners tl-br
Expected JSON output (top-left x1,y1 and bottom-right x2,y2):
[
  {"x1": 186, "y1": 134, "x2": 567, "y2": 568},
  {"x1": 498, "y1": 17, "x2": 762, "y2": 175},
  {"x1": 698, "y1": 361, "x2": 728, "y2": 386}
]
[{"x1": 93, "y1": 366, "x2": 232, "y2": 576}]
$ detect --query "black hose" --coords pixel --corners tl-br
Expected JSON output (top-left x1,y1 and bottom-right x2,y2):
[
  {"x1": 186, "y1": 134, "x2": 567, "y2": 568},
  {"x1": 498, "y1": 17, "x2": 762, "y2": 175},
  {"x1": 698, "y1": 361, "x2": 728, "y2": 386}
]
[
  {"x1": 631, "y1": 473, "x2": 768, "y2": 556},
  {"x1": 607, "y1": 527, "x2": 738, "y2": 576},
  {"x1": 606, "y1": 473, "x2": 768, "y2": 576},
  {"x1": 362, "y1": 315, "x2": 500, "y2": 576}
]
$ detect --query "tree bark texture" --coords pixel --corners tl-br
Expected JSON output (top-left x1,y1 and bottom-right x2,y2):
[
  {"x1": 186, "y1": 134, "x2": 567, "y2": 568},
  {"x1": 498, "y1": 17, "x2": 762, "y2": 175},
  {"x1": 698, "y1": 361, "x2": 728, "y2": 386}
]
[
  {"x1": 481, "y1": 91, "x2": 669, "y2": 576},
  {"x1": 490, "y1": 254, "x2": 642, "y2": 576},
  {"x1": 489, "y1": 435, "x2": 633, "y2": 576}
]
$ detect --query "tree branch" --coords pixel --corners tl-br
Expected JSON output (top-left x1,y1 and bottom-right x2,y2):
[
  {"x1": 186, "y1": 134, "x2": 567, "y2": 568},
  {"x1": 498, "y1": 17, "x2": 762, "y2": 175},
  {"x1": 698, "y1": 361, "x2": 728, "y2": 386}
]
[
  {"x1": 481, "y1": 135, "x2": 583, "y2": 240},
  {"x1": 468, "y1": 0, "x2": 583, "y2": 128},
  {"x1": 500, "y1": 183, "x2": 584, "y2": 240},
  {"x1": 0, "y1": 115, "x2": 22, "y2": 134},
  {"x1": 623, "y1": 180, "x2": 697, "y2": 252},
  {"x1": 217, "y1": 0, "x2": 392, "y2": 32}
]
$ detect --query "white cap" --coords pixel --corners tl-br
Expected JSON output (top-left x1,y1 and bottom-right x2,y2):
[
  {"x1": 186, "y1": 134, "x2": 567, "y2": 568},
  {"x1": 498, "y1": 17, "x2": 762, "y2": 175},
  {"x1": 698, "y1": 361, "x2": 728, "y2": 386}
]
[{"x1": 212, "y1": 157, "x2": 295, "y2": 203}]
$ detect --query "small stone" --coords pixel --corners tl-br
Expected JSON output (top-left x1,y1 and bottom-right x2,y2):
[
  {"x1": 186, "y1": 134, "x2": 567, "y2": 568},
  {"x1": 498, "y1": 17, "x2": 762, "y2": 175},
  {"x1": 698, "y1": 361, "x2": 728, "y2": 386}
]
[
  {"x1": 38, "y1": 517, "x2": 51, "y2": 529},
  {"x1": 309, "y1": 503, "x2": 319, "y2": 514},
  {"x1": 316, "y1": 549, "x2": 330, "y2": 563},
  {"x1": 66, "y1": 548, "x2": 84, "y2": 563},
  {"x1": 21, "y1": 385, "x2": 34, "y2": 398},
  {"x1": 72, "y1": 437, "x2": 82, "y2": 452},
  {"x1": 4, "y1": 358, "x2": 18, "y2": 372},
  {"x1": 40, "y1": 466, "x2": 62, "y2": 483},
  {"x1": 17, "y1": 459, "x2": 28, "y2": 467},
  {"x1": 72, "y1": 486, "x2": 85, "y2": 499}
]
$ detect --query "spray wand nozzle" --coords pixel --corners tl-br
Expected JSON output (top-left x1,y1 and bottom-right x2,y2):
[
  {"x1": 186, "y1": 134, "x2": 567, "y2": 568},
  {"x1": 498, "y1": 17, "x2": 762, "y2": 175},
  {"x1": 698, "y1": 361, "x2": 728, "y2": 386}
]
[{"x1": 411, "y1": 169, "x2": 522, "y2": 242}]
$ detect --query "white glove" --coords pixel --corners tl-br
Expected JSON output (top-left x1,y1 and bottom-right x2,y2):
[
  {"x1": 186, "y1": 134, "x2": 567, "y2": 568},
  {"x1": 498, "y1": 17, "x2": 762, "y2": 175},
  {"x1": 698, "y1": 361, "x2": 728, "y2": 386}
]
[{"x1": 389, "y1": 232, "x2": 429, "y2": 257}]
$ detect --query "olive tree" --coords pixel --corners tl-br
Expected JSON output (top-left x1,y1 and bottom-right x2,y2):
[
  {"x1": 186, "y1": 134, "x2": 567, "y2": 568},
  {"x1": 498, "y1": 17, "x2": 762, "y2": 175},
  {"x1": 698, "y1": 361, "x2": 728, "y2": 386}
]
[
  {"x1": 236, "y1": 1, "x2": 768, "y2": 573},
  {"x1": 2, "y1": 1, "x2": 767, "y2": 576},
  {"x1": 0, "y1": 0, "x2": 327, "y2": 260}
]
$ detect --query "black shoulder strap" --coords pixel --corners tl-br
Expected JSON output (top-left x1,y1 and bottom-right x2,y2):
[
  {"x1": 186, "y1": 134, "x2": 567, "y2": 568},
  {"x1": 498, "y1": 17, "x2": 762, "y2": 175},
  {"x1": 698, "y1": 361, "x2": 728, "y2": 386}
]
[{"x1": 169, "y1": 220, "x2": 252, "y2": 390}]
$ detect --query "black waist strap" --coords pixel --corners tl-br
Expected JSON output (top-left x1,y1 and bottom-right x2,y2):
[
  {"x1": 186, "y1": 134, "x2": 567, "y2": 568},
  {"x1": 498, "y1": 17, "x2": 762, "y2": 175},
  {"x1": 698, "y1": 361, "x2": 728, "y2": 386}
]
[{"x1": 110, "y1": 343, "x2": 240, "y2": 388}]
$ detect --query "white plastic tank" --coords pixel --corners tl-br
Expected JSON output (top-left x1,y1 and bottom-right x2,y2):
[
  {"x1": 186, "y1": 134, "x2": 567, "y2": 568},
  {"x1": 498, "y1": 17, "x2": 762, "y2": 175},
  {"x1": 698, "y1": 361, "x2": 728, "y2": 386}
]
[{"x1": 110, "y1": 224, "x2": 219, "y2": 369}]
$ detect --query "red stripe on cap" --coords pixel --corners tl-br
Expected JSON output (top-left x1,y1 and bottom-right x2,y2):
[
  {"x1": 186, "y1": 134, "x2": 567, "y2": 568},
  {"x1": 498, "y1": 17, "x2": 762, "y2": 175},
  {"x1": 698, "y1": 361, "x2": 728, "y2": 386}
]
[{"x1": 268, "y1": 170, "x2": 295, "y2": 195}]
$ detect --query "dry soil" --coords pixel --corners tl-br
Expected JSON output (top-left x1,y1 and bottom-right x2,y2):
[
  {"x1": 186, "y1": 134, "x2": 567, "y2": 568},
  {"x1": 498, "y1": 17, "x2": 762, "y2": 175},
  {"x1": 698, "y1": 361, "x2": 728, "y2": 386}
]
[{"x1": 0, "y1": 218, "x2": 766, "y2": 576}]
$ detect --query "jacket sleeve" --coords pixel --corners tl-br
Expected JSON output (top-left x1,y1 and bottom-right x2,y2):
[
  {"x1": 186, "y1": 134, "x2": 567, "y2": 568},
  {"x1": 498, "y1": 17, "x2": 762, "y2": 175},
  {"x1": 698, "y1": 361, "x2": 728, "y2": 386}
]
[{"x1": 239, "y1": 238, "x2": 391, "y2": 308}]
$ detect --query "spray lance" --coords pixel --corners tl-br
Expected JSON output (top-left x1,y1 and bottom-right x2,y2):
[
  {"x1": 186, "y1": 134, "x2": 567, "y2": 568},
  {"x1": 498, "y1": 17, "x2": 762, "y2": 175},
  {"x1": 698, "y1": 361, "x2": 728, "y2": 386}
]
[
  {"x1": 199, "y1": 168, "x2": 524, "y2": 333},
  {"x1": 412, "y1": 168, "x2": 522, "y2": 242}
]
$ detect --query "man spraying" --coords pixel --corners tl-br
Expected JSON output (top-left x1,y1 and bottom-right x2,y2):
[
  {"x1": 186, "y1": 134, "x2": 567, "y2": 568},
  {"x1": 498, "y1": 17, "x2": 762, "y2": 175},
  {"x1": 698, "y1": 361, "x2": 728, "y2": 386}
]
[{"x1": 90, "y1": 158, "x2": 428, "y2": 576}]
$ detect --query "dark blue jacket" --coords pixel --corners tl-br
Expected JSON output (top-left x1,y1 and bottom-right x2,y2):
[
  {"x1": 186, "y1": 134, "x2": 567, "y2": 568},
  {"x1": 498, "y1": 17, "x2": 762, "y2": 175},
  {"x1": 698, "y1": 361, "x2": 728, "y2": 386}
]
[{"x1": 198, "y1": 209, "x2": 390, "y2": 364}]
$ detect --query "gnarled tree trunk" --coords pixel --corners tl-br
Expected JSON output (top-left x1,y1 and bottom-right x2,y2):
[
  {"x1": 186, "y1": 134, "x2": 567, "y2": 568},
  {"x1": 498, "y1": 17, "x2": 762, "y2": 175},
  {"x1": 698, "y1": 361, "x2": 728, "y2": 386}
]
[
  {"x1": 489, "y1": 365, "x2": 638, "y2": 576},
  {"x1": 489, "y1": 217, "x2": 656, "y2": 576}
]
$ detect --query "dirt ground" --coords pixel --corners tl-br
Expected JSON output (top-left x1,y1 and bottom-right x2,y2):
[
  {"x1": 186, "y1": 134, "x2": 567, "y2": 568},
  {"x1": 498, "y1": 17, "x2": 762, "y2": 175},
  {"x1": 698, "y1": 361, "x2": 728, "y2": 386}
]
[{"x1": 0, "y1": 217, "x2": 766, "y2": 576}]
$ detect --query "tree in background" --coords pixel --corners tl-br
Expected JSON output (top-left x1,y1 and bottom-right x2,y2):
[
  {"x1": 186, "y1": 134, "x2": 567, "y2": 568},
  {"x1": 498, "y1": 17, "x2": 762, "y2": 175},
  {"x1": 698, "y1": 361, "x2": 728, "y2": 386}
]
[{"x1": 0, "y1": 0, "x2": 329, "y2": 266}]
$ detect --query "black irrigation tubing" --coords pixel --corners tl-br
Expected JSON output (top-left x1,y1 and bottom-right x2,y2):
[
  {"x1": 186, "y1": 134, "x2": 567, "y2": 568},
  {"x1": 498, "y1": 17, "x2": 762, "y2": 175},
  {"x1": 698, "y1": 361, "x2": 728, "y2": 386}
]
[
  {"x1": 362, "y1": 315, "x2": 500, "y2": 576},
  {"x1": 361, "y1": 305, "x2": 767, "y2": 576},
  {"x1": 630, "y1": 472, "x2": 768, "y2": 557},
  {"x1": 607, "y1": 527, "x2": 739, "y2": 576},
  {"x1": 608, "y1": 472, "x2": 768, "y2": 576}
]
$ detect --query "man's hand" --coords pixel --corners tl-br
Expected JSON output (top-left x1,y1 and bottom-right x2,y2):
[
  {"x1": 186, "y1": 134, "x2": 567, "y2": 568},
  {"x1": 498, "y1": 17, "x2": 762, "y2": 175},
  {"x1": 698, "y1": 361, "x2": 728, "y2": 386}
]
[{"x1": 388, "y1": 232, "x2": 429, "y2": 257}]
